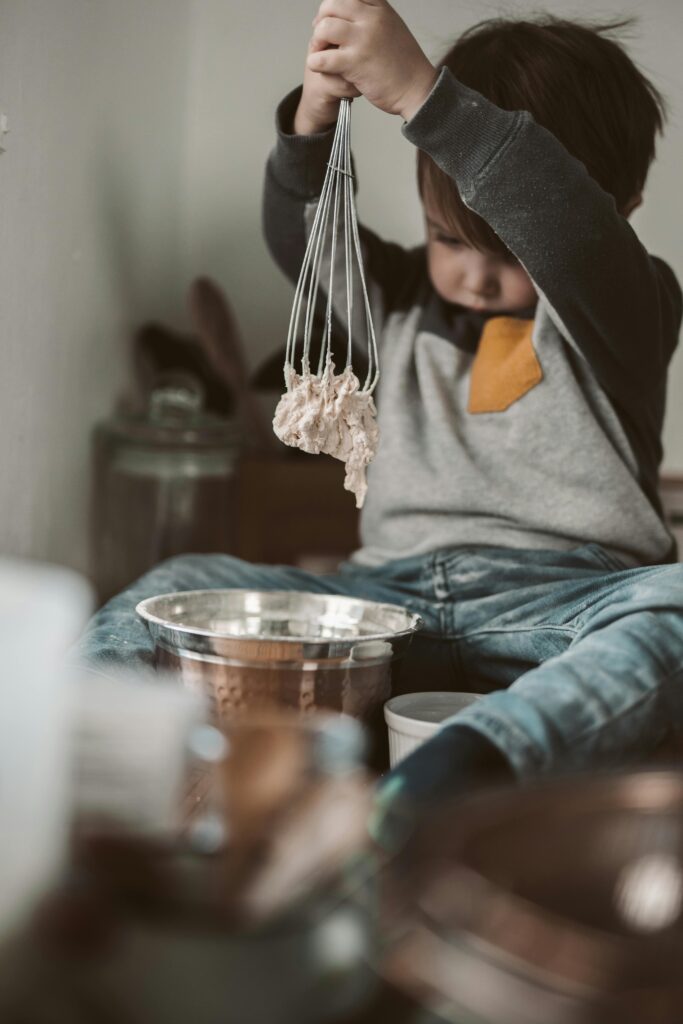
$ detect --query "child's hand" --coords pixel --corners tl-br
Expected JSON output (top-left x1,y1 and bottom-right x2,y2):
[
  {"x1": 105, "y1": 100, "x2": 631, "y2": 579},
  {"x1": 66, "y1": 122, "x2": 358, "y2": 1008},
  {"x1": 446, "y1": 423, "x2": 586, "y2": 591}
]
[
  {"x1": 294, "y1": 31, "x2": 362, "y2": 135},
  {"x1": 307, "y1": 0, "x2": 438, "y2": 121}
]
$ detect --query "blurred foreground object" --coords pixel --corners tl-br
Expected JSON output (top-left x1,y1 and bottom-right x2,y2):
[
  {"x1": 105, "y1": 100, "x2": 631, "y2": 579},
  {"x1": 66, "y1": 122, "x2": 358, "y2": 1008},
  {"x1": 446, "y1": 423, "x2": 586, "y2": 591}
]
[
  {"x1": 72, "y1": 673, "x2": 207, "y2": 839},
  {"x1": 380, "y1": 769, "x2": 683, "y2": 1024},
  {"x1": 0, "y1": 558, "x2": 91, "y2": 940},
  {"x1": 0, "y1": 711, "x2": 382, "y2": 1024},
  {"x1": 217, "y1": 713, "x2": 372, "y2": 922}
]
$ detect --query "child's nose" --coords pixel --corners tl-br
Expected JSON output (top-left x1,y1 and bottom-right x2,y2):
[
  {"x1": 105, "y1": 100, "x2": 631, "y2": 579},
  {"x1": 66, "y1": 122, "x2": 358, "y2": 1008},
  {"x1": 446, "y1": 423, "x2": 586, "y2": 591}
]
[{"x1": 465, "y1": 257, "x2": 499, "y2": 298}]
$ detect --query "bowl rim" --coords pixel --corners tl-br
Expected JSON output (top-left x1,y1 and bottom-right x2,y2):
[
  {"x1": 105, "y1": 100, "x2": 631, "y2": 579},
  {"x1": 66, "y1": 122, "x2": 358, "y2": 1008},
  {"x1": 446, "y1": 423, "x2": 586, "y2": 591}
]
[{"x1": 135, "y1": 588, "x2": 423, "y2": 644}]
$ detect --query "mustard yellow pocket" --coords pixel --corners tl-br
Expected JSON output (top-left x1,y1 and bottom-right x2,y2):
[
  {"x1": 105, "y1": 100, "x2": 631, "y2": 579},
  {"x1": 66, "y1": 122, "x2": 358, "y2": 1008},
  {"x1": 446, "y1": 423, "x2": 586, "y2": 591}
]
[{"x1": 468, "y1": 317, "x2": 542, "y2": 414}]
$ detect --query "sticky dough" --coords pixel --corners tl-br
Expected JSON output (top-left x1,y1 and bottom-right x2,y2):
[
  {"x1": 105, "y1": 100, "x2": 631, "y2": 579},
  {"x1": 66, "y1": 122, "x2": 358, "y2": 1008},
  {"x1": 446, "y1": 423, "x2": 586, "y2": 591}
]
[{"x1": 273, "y1": 363, "x2": 379, "y2": 509}]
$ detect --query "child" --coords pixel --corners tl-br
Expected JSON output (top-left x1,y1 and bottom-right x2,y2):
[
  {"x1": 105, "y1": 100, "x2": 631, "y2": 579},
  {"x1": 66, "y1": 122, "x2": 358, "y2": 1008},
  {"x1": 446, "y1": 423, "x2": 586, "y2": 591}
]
[{"x1": 81, "y1": 4, "x2": 682, "y2": 808}]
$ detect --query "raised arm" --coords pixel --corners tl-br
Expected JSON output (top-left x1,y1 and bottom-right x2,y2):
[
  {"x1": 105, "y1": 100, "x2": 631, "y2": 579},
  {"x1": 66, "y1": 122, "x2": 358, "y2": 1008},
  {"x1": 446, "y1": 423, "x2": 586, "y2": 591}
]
[{"x1": 401, "y1": 67, "x2": 682, "y2": 407}]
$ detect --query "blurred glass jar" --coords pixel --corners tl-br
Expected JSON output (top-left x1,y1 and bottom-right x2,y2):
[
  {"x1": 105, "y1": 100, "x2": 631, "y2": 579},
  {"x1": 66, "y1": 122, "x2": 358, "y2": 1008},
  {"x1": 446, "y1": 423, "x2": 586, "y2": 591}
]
[{"x1": 91, "y1": 373, "x2": 241, "y2": 603}]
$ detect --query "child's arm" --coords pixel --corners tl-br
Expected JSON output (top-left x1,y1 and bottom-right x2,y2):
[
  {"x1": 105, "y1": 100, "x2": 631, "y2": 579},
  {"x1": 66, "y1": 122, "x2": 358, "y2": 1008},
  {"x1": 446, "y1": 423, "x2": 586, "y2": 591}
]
[{"x1": 401, "y1": 67, "x2": 682, "y2": 407}]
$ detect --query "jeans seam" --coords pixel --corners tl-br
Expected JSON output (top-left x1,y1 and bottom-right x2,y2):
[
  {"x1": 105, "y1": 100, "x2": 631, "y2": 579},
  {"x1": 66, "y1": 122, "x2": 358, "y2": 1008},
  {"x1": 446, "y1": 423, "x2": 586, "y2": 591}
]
[{"x1": 459, "y1": 624, "x2": 578, "y2": 640}]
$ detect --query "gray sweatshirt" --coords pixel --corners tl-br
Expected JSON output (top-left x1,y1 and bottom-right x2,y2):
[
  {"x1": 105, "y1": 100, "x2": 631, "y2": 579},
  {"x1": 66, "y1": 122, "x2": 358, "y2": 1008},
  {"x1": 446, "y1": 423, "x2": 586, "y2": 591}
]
[{"x1": 262, "y1": 67, "x2": 681, "y2": 568}]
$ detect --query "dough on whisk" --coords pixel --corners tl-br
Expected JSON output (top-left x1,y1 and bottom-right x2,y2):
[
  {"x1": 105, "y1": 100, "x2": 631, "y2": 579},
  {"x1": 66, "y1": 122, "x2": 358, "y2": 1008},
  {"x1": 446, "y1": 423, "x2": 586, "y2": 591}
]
[{"x1": 273, "y1": 362, "x2": 379, "y2": 509}]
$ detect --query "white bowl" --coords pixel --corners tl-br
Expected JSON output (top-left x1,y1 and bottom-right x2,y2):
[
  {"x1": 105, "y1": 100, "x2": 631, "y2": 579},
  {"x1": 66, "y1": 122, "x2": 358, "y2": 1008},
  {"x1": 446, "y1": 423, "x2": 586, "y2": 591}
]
[{"x1": 384, "y1": 691, "x2": 483, "y2": 768}]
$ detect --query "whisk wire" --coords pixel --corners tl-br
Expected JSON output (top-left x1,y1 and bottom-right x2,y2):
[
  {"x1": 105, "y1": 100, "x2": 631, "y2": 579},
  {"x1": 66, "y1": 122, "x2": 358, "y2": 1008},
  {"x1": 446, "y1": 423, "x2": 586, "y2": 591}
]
[{"x1": 284, "y1": 97, "x2": 378, "y2": 393}]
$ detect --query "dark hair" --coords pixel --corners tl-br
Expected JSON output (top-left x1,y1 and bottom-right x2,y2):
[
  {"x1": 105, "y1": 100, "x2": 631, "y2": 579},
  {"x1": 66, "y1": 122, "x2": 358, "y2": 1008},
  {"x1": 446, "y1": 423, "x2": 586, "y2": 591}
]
[{"x1": 418, "y1": 17, "x2": 667, "y2": 256}]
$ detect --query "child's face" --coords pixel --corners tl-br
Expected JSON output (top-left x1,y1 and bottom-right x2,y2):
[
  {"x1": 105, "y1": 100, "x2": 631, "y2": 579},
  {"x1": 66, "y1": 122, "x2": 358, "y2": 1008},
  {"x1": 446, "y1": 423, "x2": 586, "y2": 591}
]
[{"x1": 423, "y1": 199, "x2": 537, "y2": 314}]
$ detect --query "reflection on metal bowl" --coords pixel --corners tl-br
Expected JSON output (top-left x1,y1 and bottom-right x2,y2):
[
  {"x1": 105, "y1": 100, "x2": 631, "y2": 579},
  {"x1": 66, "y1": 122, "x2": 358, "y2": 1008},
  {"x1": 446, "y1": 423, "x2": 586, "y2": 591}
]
[{"x1": 136, "y1": 589, "x2": 422, "y2": 726}]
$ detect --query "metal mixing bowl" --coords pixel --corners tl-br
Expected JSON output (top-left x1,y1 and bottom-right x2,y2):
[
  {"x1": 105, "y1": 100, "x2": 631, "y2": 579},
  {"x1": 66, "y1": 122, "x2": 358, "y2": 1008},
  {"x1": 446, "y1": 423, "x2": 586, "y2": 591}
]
[{"x1": 136, "y1": 590, "x2": 422, "y2": 725}]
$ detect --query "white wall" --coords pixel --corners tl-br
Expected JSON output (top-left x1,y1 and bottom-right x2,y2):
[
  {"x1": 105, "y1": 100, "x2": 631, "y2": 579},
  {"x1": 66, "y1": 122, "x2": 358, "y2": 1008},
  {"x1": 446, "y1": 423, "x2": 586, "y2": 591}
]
[
  {"x1": 0, "y1": 0, "x2": 192, "y2": 572},
  {"x1": 186, "y1": 0, "x2": 683, "y2": 469}
]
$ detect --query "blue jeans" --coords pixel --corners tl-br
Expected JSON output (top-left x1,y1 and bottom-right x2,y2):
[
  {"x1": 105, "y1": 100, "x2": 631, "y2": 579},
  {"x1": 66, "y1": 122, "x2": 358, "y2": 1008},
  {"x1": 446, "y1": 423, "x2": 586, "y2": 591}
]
[{"x1": 77, "y1": 543, "x2": 683, "y2": 778}]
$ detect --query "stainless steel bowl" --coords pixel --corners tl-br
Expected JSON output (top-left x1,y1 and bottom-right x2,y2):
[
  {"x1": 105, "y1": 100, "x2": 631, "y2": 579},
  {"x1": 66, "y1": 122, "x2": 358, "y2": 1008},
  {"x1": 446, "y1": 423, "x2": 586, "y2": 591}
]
[{"x1": 136, "y1": 590, "x2": 422, "y2": 725}]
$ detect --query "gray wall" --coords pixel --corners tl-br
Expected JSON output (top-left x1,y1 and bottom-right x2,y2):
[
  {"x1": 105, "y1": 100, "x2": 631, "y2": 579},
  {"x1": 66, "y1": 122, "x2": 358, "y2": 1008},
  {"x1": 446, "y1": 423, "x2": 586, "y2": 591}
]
[{"x1": 0, "y1": 0, "x2": 192, "y2": 571}]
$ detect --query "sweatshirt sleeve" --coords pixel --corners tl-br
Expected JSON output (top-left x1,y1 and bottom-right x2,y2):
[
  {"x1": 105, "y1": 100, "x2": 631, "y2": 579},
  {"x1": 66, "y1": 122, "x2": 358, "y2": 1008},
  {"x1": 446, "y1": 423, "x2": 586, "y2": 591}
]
[
  {"x1": 262, "y1": 84, "x2": 425, "y2": 350},
  {"x1": 401, "y1": 67, "x2": 682, "y2": 407}
]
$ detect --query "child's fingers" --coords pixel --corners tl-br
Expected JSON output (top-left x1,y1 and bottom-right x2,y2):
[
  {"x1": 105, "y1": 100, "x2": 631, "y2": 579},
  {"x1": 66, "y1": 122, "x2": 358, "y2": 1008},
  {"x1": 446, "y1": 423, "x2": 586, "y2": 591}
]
[
  {"x1": 307, "y1": 47, "x2": 349, "y2": 76},
  {"x1": 308, "y1": 35, "x2": 332, "y2": 53},
  {"x1": 312, "y1": 15, "x2": 354, "y2": 49},
  {"x1": 311, "y1": 74, "x2": 361, "y2": 100},
  {"x1": 326, "y1": 75, "x2": 361, "y2": 98},
  {"x1": 313, "y1": 0, "x2": 365, "y2": 25}
]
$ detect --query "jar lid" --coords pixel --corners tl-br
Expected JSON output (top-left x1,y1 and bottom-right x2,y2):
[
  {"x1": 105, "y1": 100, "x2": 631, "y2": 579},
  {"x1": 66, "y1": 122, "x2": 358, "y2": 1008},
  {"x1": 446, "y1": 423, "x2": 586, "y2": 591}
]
[{"x1": 99, "y1": 379, "x2": 241, "y2": 449}]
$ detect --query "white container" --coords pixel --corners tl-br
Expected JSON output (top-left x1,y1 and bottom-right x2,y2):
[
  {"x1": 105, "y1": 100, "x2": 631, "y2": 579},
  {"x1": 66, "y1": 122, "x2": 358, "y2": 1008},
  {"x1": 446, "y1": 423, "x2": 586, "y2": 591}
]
[{"x1": 384, "y1": 691, "x2": 483, "y2": 768}]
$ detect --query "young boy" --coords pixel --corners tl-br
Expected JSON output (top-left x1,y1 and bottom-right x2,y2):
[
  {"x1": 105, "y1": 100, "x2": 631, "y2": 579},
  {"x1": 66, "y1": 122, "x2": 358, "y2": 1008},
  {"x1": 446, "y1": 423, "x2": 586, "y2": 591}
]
[{"x1": 81, "y1": 5, "x2": 682, "y2": 807}]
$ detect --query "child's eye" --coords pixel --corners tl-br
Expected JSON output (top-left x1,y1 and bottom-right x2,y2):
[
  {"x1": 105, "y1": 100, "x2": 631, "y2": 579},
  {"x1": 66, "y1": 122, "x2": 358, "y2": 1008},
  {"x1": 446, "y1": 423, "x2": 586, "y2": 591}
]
[{"x1": 436, "y1": 233, "x2": 462, "y2": 248}]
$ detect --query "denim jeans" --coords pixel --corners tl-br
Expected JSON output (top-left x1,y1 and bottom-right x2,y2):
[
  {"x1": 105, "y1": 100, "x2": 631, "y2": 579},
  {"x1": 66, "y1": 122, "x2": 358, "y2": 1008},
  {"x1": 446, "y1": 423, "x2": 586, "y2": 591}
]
[{"x1": 77, "y1": 543, "x2": 683, "y2": 778}]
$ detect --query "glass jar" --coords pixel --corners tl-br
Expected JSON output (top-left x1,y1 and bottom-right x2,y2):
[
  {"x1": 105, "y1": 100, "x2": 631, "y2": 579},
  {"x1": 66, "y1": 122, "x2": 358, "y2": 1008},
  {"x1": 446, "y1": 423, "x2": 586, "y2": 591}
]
[{"x1": 91, "y1": 375, "x2": 241, "y2": 603}]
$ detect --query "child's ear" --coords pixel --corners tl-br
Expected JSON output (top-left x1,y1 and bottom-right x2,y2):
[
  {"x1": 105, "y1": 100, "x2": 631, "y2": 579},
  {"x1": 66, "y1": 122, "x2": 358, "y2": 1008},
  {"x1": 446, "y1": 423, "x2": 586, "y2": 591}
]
[{"x1": 622, "y1": 192, "x2": 643, "y2": 218}]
